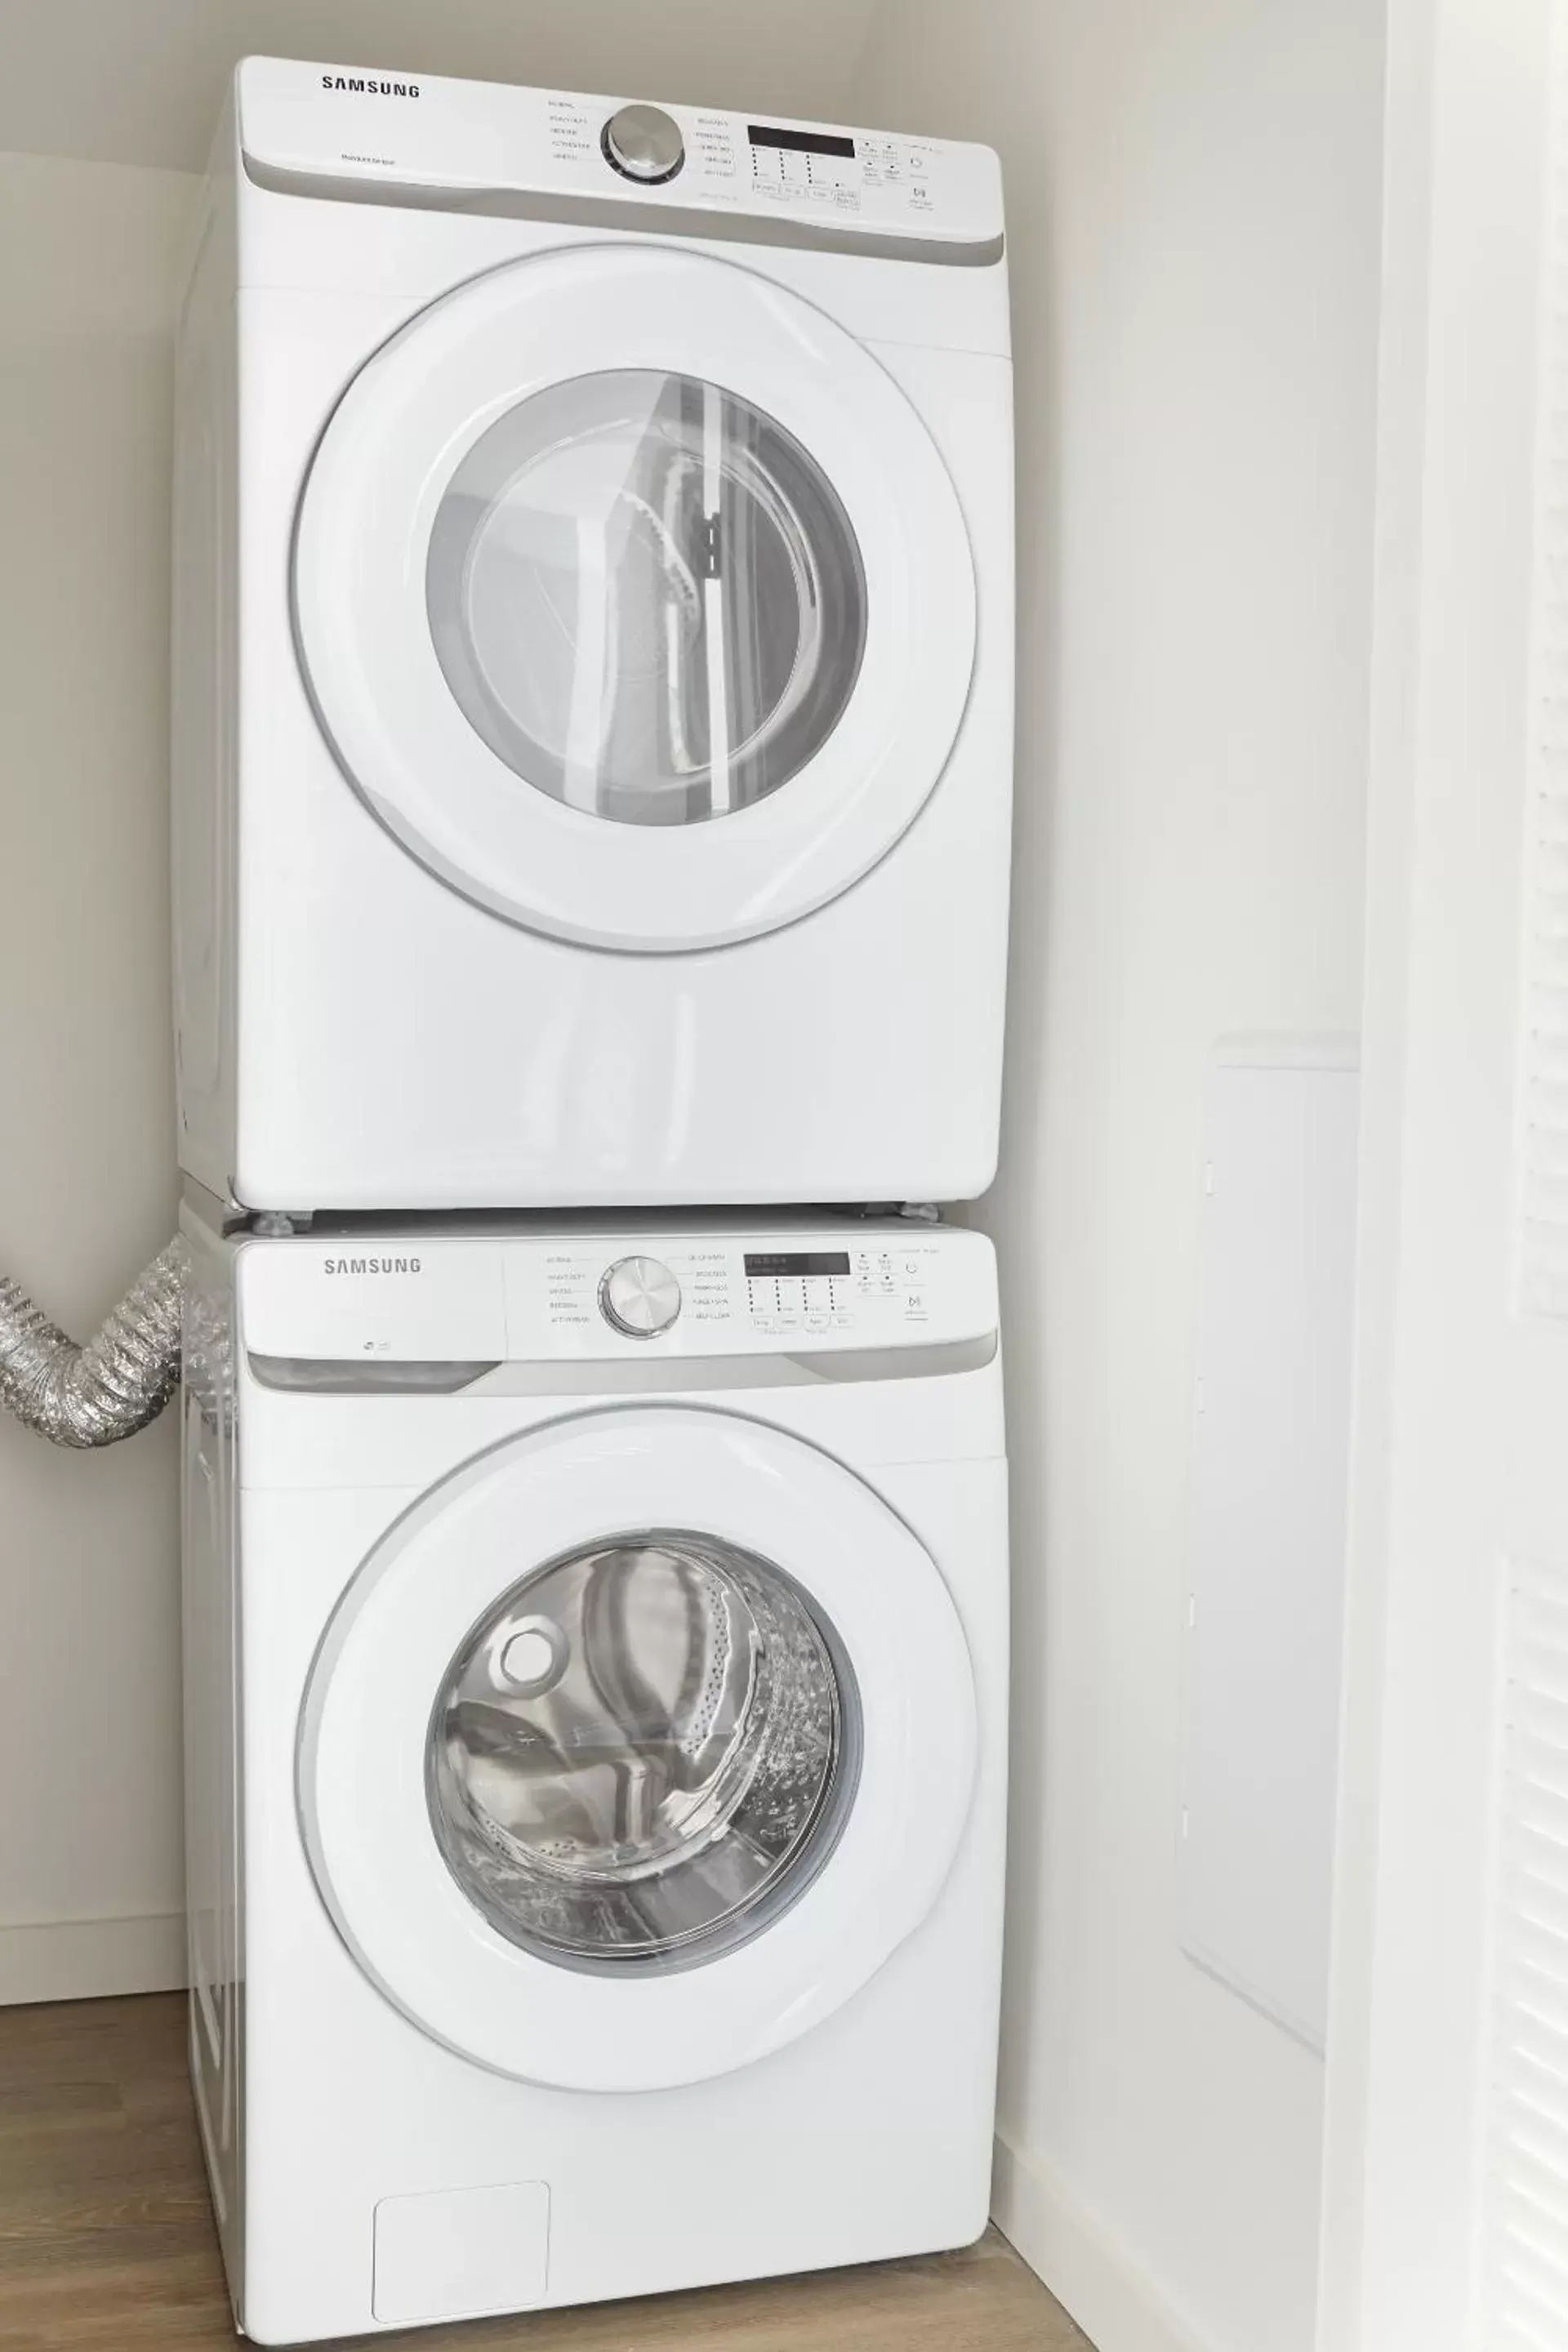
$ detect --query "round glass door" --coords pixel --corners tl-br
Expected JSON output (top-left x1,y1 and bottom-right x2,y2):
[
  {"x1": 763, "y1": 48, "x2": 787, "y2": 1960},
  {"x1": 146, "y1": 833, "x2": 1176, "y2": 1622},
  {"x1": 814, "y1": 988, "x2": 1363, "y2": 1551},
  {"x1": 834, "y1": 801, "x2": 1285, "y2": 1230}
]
[
  {"x1": 426, "y1": 372, "x2": 866, "y2": 827},
  {"x1": 298, "y1": 1405, "x2": 978, "y2": 2091},
  {"x1": 428, "y1": 1530, "x2": 860, "y2": 1971},
  {"x1": 292, "y1": 244, "x2": 978, "y2": 951}
]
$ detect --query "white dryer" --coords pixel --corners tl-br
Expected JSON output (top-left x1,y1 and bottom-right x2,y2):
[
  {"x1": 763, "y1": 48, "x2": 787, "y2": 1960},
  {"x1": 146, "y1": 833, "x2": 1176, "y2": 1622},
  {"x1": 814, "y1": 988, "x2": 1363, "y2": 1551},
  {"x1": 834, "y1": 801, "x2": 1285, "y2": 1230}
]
[
  {"x1": 173, "y1": 59, "x2": 1013, "y2": 1214},
  {"x1": 179, "y1": 1199, "x2": 1006, "y2": 2343}
]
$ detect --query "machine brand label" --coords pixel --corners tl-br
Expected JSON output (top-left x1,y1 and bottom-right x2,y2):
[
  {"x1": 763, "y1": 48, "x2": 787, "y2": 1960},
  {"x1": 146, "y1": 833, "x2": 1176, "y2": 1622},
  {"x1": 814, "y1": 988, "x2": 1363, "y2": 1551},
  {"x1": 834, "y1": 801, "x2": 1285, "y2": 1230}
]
[
  {"x1": 320, "y1": 74, "x2": 421, "y2": 98},
  {"x1": 322, "y1": 1257, "x2": 423, "y2": 1276}
]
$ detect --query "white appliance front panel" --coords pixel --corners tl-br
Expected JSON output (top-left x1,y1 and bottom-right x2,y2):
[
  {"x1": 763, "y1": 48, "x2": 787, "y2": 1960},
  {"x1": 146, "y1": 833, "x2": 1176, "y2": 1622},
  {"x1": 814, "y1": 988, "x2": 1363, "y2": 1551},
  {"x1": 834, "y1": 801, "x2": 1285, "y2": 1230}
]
[
  {"x1": 173, "y1": 86, "x2": 1013, "y2": 1214},
  {"x1": 237, "y1": 1226, "x2": 997, "y2": 1365},
  {"x1": 228, "y1": 303, "x2": 1010, "y2": 1208},
  {"x1": 236, "y1": 57, "x2": 1004, "y2": 255},
  {"x1": 229, "y1": 1458, "x2": 1006, "y2": 2342}
]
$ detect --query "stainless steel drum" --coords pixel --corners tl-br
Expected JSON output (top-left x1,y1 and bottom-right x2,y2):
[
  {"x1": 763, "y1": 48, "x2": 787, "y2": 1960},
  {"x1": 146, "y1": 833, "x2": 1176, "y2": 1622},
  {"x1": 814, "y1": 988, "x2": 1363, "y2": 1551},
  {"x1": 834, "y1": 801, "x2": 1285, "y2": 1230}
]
[{"x1": 426, "y1": 1530, "x2": 862, "y2": 1972}]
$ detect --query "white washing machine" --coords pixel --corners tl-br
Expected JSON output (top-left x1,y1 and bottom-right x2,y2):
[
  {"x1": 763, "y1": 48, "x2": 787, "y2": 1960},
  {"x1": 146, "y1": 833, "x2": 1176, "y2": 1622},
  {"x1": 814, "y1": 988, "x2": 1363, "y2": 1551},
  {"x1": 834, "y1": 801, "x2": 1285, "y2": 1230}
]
[
  {"x1": 179, "y1": 1197, "x2": 1006, "y2": 2343},
  {"x1": 172, "y1": 59, "x2": 1013, "y2": 1215}
]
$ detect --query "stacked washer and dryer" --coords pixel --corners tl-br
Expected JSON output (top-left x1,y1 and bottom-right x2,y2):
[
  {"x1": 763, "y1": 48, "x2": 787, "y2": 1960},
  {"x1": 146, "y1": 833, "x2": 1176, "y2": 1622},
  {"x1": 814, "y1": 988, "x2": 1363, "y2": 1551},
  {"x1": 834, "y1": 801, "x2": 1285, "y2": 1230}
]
[{"x1": 173, "y1": 56, "x2": 1013, "y2": 2344}]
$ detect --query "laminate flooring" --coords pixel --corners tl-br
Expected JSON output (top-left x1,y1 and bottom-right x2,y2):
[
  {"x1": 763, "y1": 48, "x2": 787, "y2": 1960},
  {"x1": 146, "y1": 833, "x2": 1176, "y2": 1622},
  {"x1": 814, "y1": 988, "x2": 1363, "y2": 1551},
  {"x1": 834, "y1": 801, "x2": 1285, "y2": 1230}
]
[{"x1": 0, "y1": 1995, "x2": 1091, "y2": 2350}]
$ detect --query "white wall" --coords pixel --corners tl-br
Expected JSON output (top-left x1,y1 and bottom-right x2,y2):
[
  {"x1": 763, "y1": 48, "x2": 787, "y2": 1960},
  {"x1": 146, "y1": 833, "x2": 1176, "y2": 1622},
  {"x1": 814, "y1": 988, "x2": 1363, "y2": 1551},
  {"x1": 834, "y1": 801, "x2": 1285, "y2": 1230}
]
[
  {"x1": 849, "y1": 5, "x2": 1383, "y2": 2350},
  {"x1": 0, "y1": 149, "x2": 198, "y2": 2001}
]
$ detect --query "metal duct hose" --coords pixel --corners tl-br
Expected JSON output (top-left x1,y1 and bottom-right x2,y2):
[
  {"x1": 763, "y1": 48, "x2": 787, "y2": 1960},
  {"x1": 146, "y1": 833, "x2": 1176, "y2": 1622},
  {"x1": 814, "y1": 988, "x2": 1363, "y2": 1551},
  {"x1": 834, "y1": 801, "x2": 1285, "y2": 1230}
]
[{"x1": 0, "y1": 1241, "x2": 185, "y2": 1446}]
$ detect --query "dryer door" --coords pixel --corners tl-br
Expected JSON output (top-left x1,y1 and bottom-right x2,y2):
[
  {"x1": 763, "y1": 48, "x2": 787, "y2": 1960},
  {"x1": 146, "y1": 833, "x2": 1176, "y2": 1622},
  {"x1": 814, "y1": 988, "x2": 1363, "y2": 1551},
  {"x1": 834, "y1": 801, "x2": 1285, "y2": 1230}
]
[
  {"x1": 293, "y1": 245, "x2": 977, "y2": 951},
  {"x1": 299, "y1": 1406, "x2": 977, "y2": 2091}
]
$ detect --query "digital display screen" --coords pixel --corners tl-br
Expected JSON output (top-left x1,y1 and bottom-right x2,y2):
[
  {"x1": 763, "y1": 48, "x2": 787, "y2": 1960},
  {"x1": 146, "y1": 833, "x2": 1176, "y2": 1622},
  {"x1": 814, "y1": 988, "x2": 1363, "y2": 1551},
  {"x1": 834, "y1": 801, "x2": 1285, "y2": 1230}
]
[
  {"x1": 744, "y1": 1252, "x2": 852, "y2": 1278},
  {"x1": 747, "y1": 124, "x2": 857, "y2": 159}
]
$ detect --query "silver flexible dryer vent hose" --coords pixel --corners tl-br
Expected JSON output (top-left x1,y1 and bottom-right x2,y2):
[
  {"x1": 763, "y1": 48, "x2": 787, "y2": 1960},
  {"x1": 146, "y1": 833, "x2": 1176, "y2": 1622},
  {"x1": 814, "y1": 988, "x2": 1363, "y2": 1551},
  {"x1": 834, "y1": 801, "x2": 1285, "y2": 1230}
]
[{"x1": 0, "y1": 1241, "x2": 185, "y2": 1446}]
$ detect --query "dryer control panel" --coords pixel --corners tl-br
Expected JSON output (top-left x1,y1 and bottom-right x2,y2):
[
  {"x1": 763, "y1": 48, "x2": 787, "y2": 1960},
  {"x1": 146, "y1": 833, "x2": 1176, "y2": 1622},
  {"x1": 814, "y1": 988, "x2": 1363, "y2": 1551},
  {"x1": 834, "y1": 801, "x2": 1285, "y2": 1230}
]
[
  {"x1": 237, "y1": 57, "x2": 1004, "y2": 256},
  {"x1": 236, "y1": 1223, "x2": 999, "y2": 1367}
]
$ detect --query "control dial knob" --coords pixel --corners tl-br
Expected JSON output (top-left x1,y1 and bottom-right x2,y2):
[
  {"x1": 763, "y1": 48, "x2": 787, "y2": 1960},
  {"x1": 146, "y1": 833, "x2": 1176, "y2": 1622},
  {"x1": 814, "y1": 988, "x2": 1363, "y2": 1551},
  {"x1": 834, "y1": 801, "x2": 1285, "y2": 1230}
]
[
  {"x1": 602, "y1": 102, "x2": 685, "y2": 185},
  {"x1": 599, "y1": 1255, "x2": 682, "y2": 1339}
]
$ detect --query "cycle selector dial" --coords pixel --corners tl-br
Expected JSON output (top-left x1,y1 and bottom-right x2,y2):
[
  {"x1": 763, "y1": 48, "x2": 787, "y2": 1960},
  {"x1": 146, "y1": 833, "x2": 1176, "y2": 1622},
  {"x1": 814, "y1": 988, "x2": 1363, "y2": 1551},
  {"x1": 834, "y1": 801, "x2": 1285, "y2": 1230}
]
[
  {"x1": 599, "y1": 1255, "x2": 683, "y2": 1339},
  {"x1": 602, "y1": 104, "x2": 685, "y2": 185}
]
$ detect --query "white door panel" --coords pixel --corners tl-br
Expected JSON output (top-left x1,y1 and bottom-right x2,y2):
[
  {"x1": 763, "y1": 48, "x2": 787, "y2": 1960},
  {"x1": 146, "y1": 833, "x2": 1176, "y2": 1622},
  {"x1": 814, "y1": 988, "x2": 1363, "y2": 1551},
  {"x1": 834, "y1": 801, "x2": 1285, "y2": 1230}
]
[{"x1": 1321, "y1": 6, "x2": 1568, "y2": 2345}]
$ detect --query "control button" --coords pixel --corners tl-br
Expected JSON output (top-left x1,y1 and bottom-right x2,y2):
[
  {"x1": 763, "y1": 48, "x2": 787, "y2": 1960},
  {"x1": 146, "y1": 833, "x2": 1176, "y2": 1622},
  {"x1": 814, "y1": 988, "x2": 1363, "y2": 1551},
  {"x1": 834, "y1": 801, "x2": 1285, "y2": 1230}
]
[
  {"x1": 602, "y1": 103, "x2": 685, "y2": 185},
  {"x1": 599, "y1": 1255, "x2": 683, "y2": 1339}
]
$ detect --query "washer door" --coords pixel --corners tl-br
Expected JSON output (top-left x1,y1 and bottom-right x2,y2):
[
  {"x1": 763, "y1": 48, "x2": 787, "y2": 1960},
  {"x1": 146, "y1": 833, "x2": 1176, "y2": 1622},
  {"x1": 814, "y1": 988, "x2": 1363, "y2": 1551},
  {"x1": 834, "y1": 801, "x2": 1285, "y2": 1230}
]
[
  {"x1": 299, "y1": 1408, "x2": 977, "y2": 2091},
  {"x1": 293, "y1": 245, "x2": 977, "y2": 951}
]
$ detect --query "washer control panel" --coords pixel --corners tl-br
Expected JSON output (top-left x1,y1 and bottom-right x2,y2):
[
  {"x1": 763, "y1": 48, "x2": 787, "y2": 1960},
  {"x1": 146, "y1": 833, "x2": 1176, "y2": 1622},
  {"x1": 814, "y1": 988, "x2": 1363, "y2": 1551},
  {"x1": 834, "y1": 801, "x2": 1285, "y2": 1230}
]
[
  {"x1": 238, "y1": 60, "x2": 1004, "y2": 254},
  {"x1": 527, "y1": 1236, "x2": 956, "y2": 1350},
  {"x1": 237, "y1": 1226, "x2": 998, "y2": 1365},
  {"x1": 740, "y1": 1245, "x2": 943, "y2": 1334}
]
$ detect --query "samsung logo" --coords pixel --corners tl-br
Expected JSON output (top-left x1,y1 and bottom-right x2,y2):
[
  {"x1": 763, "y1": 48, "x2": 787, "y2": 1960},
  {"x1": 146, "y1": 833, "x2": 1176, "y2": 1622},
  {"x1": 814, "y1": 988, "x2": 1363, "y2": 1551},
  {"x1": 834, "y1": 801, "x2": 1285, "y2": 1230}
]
[
  {"x1": 323, "y1": 1257, "x2": 423, "y2": 1276},
  {"x1": 321, "y1": 74, "x2": 421, "y2": 98}
]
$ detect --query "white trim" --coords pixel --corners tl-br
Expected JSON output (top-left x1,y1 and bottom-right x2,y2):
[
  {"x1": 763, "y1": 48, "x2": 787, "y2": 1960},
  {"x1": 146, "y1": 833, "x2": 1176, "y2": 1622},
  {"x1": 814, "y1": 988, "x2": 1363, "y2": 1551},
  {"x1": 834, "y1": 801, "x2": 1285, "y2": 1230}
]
[
  {"x1": 1318, "y1": 4, "x2": 1567, "y2": 2347},
  {"x1": 0, "y1": 1910, "x2": 186, "y2": 2007},
  {"x1": 991, "y1": 2134, "x2": 1213, "y2": 2352},
  {"x1": 1316, "y1": 8, "x2": 1437, "y2": 2341}
]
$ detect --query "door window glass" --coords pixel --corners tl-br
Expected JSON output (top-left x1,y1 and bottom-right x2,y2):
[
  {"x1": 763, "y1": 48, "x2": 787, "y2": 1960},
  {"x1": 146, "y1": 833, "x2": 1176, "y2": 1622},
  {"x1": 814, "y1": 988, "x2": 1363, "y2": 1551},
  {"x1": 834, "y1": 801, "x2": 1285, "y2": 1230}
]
[
  {"x1": 427, "y1": 1530, "x2": 859, "y2": 1971},
  {"x1": 425, "y1": 372, "x2": 867, "y2": 826}
]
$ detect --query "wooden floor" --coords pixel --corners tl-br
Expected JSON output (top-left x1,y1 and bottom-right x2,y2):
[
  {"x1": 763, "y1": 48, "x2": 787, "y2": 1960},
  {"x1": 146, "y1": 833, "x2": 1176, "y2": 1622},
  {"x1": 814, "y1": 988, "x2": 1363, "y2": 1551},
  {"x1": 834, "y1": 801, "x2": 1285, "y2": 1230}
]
[{"x1": 0, "y1": 1994, "x2": 1090, "y2": 2350}]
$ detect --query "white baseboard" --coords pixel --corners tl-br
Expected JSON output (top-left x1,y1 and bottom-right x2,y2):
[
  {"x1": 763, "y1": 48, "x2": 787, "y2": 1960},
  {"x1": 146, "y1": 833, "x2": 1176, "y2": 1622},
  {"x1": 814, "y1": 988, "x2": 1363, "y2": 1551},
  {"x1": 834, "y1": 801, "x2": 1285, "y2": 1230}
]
[
  {"x1": 992, "y1": 2134, "x2": 1213, "y2": 2352},
  {"x1": 0, "y1": 1910, "x2": 186, "y2": 2006}
]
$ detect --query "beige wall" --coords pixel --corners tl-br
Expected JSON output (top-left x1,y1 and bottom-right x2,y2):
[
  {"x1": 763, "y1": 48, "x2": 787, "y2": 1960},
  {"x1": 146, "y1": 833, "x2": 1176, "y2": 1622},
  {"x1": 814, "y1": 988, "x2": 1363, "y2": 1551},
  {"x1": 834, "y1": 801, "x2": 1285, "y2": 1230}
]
[
  {"x1": 0, "y1": 0, "x2": 876, "y2": 174},
  {"x1": 849, "y1": 4, "x2": 1383, "y2": 2349},
  {"x1": 0, "y1": 149, "x2": 198, "y2": 2001}
]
